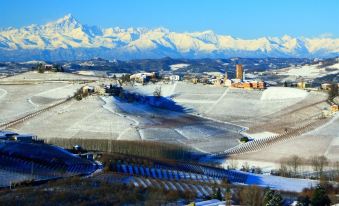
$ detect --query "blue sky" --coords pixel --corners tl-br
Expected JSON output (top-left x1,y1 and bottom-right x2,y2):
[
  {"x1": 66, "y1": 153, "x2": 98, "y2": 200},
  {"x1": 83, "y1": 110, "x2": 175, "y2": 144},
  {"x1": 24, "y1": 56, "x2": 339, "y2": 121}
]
[{"x1": 1, "y1": 0, "x2": 338, "y2": 38}]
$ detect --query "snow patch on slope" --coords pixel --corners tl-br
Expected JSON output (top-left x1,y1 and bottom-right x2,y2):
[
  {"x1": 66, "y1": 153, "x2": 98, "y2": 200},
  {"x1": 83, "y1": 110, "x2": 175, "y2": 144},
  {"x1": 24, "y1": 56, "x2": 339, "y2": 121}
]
[
  {"x1": 170, "y1": 63, "x2": 190, "y2": 71},
  {"x1": 245, "y1": 172, "x2": 318, "y2": 192},
  {"x1": 33, "y1": 84, "x2": 80, "y2": 99},
  {"x1": 261, "y1": 87, "x2": 308, "y2": 100},
  {"x1": 277, "y1": 63, "x2": 339, "y2": 79}
]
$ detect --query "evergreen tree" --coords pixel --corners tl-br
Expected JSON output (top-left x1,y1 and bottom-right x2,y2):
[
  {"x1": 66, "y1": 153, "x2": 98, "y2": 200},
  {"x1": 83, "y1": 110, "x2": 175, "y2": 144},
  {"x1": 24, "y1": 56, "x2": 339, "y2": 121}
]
[
  {"x1": 264, "y1": 188, "x2": 274, "y2": 205},
  {"x1": 36, "y1": 63, "x2": 45, "y2": 73},
  {"x1": 216, "y1": 188, "x2": 222, "y2": 201},
  {"x1": 296, "y1": 195, "x2": 310, "y2": 206},
  {"x1": 212, "y1": 187, "x2": 222, "y2": 200},
  {"x1": 284, "y1": 81, "x2": 288, "y2": 87},
  {"x1": 264, "y1": 188, "x2": 283, "y2": 206},
  {"x1": 311, "y1": 186, "x2": 331, "y2": 206}
]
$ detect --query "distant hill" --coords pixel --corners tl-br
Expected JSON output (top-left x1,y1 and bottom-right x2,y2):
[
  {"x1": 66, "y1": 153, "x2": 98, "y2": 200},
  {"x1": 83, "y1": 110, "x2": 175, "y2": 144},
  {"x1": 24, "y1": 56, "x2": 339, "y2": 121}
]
[
  {"x1": 0, "y1": 14, "x2": 339, "y2": 61},
  {"x1": 0, "y1": 57, "x2": 314, "y2": 79}
]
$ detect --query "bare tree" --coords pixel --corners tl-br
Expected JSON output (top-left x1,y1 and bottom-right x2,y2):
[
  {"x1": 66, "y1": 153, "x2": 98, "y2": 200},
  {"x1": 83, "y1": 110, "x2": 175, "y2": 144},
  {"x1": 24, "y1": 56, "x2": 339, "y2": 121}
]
[
  {"x1": 241, "y1": 162, "x2": 250, "y2": 172},
  {"x1": 239, "y1": 185, "x2": 264, "y2": 206},
  {"x1": 335, "y1": 160, "x2": 339, "y2": 171},
  {"x1": 333, "y1": 161, "x2": 339, "y2": 182},
  {"x1": 153, "y1": 86, "x2": 162, "y2": 97},
  {"x1": 311, "y1": 156, "x2": 328, "y2": 178},
  {"x1": 36, "y1": 63, "x2": 45, "y2": 73},
  {"x1": 279, "y1": 159, "x2": 289, "y2": 177},
  {"x1": 228, "y1": 157, "x2": 238, "y2": 170},
  {"x1": 286, "y1": 155, "x2": 303, "y2": 177}
]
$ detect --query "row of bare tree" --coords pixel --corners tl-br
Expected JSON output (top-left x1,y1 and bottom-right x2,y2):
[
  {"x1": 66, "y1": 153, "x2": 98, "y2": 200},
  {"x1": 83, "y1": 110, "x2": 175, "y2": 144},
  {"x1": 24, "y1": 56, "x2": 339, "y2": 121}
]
[
  {"x1": 278, "y1": 155, "x2": 338, "y2": 180},
  {"x1": 226, "y1": 155, "x2": 338, "y2": 180}
]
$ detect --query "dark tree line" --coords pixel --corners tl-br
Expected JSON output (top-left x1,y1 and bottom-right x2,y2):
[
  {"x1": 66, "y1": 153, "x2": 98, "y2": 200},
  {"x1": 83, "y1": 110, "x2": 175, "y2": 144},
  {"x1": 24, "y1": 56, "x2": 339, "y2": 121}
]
[{"x1": 46, "y1": 138, "x2": 199, "y2": 161}]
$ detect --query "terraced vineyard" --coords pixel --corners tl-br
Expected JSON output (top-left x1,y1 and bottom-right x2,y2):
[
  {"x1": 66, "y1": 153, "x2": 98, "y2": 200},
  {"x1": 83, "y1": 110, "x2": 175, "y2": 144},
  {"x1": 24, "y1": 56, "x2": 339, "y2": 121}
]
[
  {"x1": 0, "y1": 139, "x2": 101, "y2": 188},
  {"x1": 218, "y1": 117, "x2": 330, "y2": 156}
]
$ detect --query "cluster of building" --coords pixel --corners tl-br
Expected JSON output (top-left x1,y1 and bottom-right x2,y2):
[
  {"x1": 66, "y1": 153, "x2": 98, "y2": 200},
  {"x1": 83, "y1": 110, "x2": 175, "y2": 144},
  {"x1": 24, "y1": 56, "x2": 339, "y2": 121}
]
[
  {"x1": 331, "y1": 104, "x2": 339, "y2": 113},
  {"x1": 170, "y1": 64, "x2": 267, "y2": 90},
  {"x1": 224, "y1": 64, "x2": 267, "y2": 89},
  {"x1": 127, "y1": 64, "x2": 268, "y2": 90},
  {"x1": 81, "y1": 85, "x2": 105, "y2": 95},
  {"x1": 320, "y1": 83, "x2": 339, "y2": 113},
  {"x1": 162, "y1": 74, "x2": 181, "y2": 82},
  {"x1": 129, "y1": 72, "x2": 157, "y2": 84},
  {"x1": 129, "y1": 72, "x2": 182, "y2": 84}
]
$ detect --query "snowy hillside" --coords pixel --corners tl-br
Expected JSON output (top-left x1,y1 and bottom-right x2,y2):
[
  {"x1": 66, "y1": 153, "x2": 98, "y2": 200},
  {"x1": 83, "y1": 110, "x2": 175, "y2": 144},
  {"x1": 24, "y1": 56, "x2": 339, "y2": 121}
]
[
  {"x1": 275, "y1": 61, "x2": 339, "y2": 81},
  {"x1": 169, "y1": 64, "x2": 190, "y2": 71},
  {"x1": 261, "y1": 87, "x2": 308, "y2": 100},
  {"x1": 0, "y1": 14, "x2": 339, "y2": 61}
]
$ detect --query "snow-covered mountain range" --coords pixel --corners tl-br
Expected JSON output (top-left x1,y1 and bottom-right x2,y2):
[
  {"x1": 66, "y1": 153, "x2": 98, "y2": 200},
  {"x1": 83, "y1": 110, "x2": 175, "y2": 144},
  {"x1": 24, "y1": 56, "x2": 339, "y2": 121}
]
[{"x1": 0, "y1": 14, "x2": 338, "y2": 61}]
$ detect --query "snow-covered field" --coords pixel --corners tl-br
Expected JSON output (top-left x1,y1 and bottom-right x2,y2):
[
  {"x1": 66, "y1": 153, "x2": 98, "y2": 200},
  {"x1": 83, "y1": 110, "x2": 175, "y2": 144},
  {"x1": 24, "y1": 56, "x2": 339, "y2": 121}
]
[
  {"x1": 102, "y1": 95, "x2": 243, "y2": 152},
  {"x1": 245, "y1": 172, "x2": 318, "y2": 192},
  {"x1": 76, "y1": 70, "x2": 96, "y2": 76},
  {"x1": 275, "y1": 62, "x2": 339, "y2": 81},
  {"x1": 8, "y1": 94, "x2": 242, "y2": 153},
  {"x1": 169, "y1": 63, "x2": 190, "y2": 71},
  {"x1": 118, "y1": 82, "x2": 330, "y2": 153},
  {"x1": 30, "y1": 84, "x2": 81, "y2": 106},
  {"x1": 158, "y1": 83, "x2": 314, "y2": 130},
  {"x1": 1, "y1": 71, "x2": 100, "y2": 81},
  {"x1": 260, "y1": 87, "x2": 307, "y2": 100},
  {"x1": 0, "y1": 88, "x2": 7, "y2": 99},
  {"x1": 11, "y1": 97, "x2": 138, "y2": 140},
  {"x1": 0, "y1": 83, "x2": 78, "y2": 123},
  {"x1": 1, "y1": 72, "x2": 334, "y2": 159}
]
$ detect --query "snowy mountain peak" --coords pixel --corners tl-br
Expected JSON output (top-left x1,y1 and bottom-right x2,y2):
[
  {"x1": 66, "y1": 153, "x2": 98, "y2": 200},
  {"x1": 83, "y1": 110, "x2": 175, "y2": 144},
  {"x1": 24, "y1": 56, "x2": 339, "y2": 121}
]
[
  {"x1": 55, "y1": 13, "x2": 78, "y2": 24},
  {"x1": 45, "y1": 13, "x2": 82, "y2": 30},
  {"x1": 0, "y1": 14, "x2": 338, "y2": 61},
  {"x1": 62, "y1": 13, "x2": 74, "y2": 20}
]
